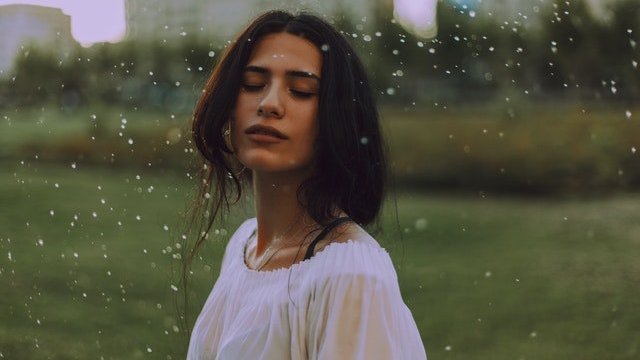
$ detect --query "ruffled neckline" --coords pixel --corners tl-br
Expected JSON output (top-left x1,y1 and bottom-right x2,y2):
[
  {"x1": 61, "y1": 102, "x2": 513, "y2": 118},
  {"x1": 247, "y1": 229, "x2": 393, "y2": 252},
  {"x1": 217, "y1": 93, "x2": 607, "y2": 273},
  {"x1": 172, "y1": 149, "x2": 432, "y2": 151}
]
[{"x1": 236, "y1": 218, "x2": 388, "y2": 278}]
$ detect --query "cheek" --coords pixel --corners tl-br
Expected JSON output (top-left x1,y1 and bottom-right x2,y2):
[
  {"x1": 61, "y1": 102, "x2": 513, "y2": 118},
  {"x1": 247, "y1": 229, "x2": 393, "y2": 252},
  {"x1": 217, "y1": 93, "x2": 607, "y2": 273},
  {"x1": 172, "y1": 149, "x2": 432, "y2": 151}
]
[
  {"x1": 230, "y1": 95, "x2": 253, "y2": 140},
  {"x1": 295, "y1": 115, "x2": 319, "y2": 156}
]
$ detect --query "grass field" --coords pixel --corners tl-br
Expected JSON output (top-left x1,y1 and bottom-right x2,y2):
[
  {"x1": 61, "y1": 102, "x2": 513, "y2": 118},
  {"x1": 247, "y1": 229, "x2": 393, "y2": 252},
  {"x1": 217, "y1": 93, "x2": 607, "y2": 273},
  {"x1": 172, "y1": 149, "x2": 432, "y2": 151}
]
[{"x1": 1, "y1": 160, "x2": 639, "y2": 359}]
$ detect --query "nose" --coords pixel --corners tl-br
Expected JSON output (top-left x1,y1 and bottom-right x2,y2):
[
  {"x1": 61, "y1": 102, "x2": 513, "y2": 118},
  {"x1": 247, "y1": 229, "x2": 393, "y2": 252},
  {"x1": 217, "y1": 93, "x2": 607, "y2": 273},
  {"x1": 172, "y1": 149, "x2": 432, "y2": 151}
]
[{"x1": 257, "y1": 83, "x2": 284, "y2": 119}]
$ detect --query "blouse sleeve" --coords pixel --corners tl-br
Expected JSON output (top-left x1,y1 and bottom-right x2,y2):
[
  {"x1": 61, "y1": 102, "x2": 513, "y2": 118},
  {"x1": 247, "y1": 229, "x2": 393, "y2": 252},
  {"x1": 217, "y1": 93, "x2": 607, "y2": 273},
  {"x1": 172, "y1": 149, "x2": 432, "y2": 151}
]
[{"x1": 306, "y1": 273, "x2": 427, "y2": 360}]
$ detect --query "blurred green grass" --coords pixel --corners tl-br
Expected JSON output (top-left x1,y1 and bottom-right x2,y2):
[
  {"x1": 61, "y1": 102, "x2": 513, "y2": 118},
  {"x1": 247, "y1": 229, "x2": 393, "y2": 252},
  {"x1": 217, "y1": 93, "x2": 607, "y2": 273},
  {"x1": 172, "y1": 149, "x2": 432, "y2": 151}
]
[
  {"x1": 380, "y1": 103, "x2": 640, "y2": 192},
  {"x1": 2, "y1": 102, "x2": 639, "y2": 193},
  {"x1": 1, "y1": 161, "x2": 639, "y2": 359}
]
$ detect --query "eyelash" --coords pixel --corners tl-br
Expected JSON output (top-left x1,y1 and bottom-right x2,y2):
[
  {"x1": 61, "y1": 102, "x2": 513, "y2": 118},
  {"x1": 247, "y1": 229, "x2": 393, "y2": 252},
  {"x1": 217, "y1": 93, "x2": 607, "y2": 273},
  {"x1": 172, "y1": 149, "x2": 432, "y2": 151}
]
[{"x1": 241, "y1": 84, "x2": 316, "y2": 99}]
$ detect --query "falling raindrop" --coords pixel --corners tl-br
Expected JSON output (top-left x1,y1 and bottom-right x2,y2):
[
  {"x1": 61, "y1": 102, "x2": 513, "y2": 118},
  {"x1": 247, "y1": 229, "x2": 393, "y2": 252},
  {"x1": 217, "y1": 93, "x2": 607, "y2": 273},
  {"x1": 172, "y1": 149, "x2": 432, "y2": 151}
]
[{"x1": 415, "y1": 218, "x2": 428, "y2": 231}]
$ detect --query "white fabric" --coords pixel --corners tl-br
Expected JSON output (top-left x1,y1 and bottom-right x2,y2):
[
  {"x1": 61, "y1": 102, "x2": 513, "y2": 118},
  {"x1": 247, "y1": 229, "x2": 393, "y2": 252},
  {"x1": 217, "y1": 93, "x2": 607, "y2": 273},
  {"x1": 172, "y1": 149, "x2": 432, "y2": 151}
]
[{"x1": 187, "y1": 218, "x2": 427, "y2": 360}]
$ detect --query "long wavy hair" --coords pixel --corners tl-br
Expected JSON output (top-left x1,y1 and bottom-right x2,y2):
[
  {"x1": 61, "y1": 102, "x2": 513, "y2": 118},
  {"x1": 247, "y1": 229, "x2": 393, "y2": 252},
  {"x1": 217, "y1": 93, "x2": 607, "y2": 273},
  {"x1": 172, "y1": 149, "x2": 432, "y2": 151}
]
[{"x1": 180, "y1": 9, "x2": 392, "y2": 330}]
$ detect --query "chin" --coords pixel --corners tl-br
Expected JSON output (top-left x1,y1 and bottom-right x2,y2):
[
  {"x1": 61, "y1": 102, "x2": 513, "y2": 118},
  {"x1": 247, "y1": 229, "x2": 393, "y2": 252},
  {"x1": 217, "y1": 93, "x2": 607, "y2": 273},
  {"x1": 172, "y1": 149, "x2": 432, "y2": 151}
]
[{"x1": 241, "y1": 153, "x2": 313, "y2": 174}]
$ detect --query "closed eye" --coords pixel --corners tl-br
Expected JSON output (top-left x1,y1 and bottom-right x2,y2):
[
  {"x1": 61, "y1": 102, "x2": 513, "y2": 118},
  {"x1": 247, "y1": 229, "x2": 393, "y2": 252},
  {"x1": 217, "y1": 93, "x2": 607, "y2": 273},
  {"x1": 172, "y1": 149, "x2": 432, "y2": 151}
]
[
  {"x1": 242, "y1": 83, "x2": 264, "y2": 91},
  {"x1": 289, "y1": 89, "x2": 316, "y2": 99}
]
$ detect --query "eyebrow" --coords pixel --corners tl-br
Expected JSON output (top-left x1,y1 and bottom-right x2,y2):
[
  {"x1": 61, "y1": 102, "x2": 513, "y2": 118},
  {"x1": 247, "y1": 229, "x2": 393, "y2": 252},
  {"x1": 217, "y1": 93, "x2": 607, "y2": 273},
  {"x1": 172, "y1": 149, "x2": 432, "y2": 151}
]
[{"x1": 244, "y1": 65, "x2": 320, "y2": 81}]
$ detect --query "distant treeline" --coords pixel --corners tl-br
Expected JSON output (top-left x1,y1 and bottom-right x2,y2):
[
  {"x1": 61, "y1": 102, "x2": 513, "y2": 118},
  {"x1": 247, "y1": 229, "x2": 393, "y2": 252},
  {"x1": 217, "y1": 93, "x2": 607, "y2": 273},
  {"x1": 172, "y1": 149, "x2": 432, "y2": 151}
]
[{"x1": 1, "y1": 0, "x2": 638, "y2": 110}]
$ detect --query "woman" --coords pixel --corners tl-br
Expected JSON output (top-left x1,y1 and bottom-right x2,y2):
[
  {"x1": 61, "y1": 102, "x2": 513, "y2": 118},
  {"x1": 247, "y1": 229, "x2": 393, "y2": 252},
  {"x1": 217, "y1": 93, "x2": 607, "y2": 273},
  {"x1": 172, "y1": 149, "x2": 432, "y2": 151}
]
[{"x1": 185, "y1": 9, "x2": 427, "y2": 359}]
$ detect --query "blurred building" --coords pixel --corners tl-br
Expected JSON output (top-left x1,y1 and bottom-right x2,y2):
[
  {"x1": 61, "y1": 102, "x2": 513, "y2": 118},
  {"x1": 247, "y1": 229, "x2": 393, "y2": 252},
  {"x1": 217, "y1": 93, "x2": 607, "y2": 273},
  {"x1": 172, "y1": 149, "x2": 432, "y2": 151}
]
[{"x1": 0, "y1": 4, "x2": 76, "y2": 77}]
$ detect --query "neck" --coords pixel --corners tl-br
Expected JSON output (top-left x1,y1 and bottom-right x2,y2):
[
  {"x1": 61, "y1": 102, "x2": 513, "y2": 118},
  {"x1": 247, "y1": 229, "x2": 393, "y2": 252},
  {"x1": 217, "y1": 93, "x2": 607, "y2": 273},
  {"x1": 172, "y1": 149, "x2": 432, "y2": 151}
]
[{"x1": 251, "y1": 169, "x2": 316, "y2": 257}]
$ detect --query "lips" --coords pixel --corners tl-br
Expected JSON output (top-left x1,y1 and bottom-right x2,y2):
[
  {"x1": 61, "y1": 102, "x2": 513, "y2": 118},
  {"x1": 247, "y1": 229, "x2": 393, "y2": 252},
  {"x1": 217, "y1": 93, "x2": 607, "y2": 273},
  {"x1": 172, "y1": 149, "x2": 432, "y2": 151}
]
[{"x1": 244, "y1": 124, "x2": 288, "y2": 140}]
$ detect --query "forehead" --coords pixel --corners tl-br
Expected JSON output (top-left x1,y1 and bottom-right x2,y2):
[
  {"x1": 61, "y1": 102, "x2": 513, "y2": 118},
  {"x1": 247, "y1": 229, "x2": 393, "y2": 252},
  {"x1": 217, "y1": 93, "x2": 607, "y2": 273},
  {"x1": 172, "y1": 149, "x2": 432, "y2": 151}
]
[{"x1": 247, "y1": 32, "x2": 322, "y2": 75}]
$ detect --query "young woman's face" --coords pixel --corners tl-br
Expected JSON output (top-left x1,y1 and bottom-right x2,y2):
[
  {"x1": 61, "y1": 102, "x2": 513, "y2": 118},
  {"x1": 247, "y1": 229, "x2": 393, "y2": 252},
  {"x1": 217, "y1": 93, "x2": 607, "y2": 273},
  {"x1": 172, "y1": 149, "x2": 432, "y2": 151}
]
[{"x1": 230, "y1": 32, "x2": 322, "y2": 174}]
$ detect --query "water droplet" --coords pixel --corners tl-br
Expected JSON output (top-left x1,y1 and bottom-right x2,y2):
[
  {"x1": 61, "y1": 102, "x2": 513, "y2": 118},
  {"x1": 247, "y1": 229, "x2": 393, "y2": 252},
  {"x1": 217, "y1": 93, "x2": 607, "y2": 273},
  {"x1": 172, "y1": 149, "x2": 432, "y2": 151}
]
[
  {"x1": 170, "y1": 284, "x2": 178, "y2": 292},
  {"x1": 415, "y1": 218, "x2": 428, "y2": 231},
  {"x1": 49, "y1": 210, "x2": 55, "y2": 216},
  {"x1": 321, "y1": 44, "x2": 329, "y2": 52},
  {"x1": 208, "y1": 51, "x2": 215, "y2": 57},
  {"x1": 626, "y1": 110, "x2": 632, "y2": 119},
  {"x1": 363, "y1": 34, "x2": 372, "y2": 42},
  {"x1": 360, "y1": 136, "x2": 369, "y2": 145}
]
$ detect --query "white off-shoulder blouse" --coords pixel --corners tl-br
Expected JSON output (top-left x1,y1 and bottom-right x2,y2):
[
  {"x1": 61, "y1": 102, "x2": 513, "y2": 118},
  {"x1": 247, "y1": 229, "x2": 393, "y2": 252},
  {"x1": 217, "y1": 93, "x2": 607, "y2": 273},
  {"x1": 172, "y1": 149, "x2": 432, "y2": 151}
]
[{"x1": 187, "y1": 218, "x2": 427, "y2": 360}]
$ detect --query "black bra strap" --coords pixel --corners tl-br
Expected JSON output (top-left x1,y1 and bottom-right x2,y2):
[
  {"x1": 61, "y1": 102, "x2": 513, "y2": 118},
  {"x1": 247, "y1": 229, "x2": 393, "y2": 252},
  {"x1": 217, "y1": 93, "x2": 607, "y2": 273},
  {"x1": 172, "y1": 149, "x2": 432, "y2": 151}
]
[{"x1": 303, "y1": 216, "x2": 352, "y2": 260}]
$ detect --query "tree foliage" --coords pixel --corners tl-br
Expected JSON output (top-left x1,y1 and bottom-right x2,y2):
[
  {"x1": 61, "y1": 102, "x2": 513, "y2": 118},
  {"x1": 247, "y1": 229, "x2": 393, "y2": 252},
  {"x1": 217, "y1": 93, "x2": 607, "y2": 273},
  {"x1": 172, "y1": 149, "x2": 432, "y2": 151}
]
[{"x1": 0, "y1": 0, "x2": 638, "y2": 109}]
